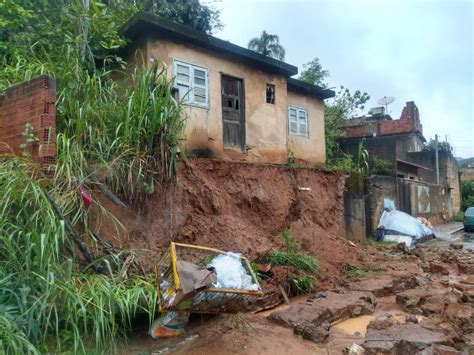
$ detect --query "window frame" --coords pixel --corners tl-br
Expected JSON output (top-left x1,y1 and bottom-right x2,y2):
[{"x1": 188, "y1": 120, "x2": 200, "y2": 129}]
[
  {"x1": 173, "y1": 59, "x2": 209, "y2": 108},
  {"x1": 266, "y1": 84, "x2": 275, "y2": 104},
  {"x1": 288, "y1": 105, "x2": 309, "y2": 137}
]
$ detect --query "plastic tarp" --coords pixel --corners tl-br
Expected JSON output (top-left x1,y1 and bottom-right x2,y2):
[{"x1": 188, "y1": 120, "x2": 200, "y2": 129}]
[
  {"x1": 208, "y1": 252, "x2": 259, "y2": 291},
  {"x1": 377, "y1": 210, "x2": 433, "y2": 247}
]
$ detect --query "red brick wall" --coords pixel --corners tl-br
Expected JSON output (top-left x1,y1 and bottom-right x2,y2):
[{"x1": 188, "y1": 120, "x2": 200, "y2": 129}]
[
  {"x1": 344, "y1": 101, "x2": 423, "y2": 139},
  {"x1": 0, "y1": 76, "x2": 56, "y2": 172}
]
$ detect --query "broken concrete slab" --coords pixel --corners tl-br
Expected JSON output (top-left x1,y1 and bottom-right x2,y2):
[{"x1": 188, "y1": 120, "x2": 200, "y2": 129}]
[
  {"x1": 349, "y1": 274, "x2": 419, "y2": 297},
  {"x1": 395, "y1": 285, "x2": 454, "y2": 315},
  {"x1": 362, "y1": 322, "x2": 453, "y2": 354},
  {"x1": 268, "y1": 290, "x2": 377, "y2": 343}
]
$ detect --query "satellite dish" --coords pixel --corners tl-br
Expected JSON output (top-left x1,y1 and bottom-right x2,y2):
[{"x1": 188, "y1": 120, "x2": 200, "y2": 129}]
[{"x1": 377, "y1": 96, "x2": 395, "y2": 115}]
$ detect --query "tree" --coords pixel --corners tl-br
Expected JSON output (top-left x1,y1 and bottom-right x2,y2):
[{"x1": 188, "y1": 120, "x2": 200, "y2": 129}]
[
  {"x1": 299, "y1": 57, "x2": 329, "y2": 88},
  {"x1": 248, "y1": 31, "x2": 285, "y2": 60},
  {"x1": 146, "y1": 0, "x2": 222, "y2": 34},
  {"x1": 424, "y1": 138, "x2": 453, "y2": 154}
]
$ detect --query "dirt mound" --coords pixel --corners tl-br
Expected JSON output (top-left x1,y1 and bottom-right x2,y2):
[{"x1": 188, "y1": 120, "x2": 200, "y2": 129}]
[{"x1": 99, "y1": 158, "x2": 363, "y2": 285}]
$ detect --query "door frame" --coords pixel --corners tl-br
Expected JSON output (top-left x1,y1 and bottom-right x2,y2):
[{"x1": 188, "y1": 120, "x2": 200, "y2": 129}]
[{"x1": 220, "y1": 73, "x2": 246, "y2": 151}]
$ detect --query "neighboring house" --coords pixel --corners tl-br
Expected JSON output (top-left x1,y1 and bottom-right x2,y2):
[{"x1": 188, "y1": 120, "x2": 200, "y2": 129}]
[
  {"x1": 339, "y1": 101, "x2": 461, "y2": 225},
  {"x1": 120, "y1": 12, "x2": 334, "y2": 165}
]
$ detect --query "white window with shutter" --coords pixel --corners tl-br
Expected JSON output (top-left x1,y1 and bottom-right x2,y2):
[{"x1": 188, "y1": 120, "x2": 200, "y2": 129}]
[
  {"x1": 288, "y1": 106, "x2": 308, "y2": 137},
  {"x1": 173, "y1": 60, "x2": 209, "y2": 107}
]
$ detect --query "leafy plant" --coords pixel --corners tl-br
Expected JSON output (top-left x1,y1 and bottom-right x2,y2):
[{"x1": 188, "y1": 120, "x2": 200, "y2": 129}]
[
  {"x1": 267, "y1": 229, "x2": 320, "y2": 273},
  {"x1": 341, "y1": 263, "x2": 384, "y2": 278},
  {"x1": 248, "y1": 31, "x2": 285, "y2": 60},
  {"x1": 0, "y1": 158, "x2": 158, "y2": 353},
  {"x1": 370, "y1": 157, "x2": 393, "y2": 176},
  {"x1": 354, "y1": 140, "x2": 369, "y2": 174},
  {"x1": 461, "y1": 180, "x2": 474, "y2": 210},
  {"x1": 289, "y1": 275, "x2": 315, "y2": 295},
  {"x1": 454, "y1": 211, "x2": 464, "y2": 222}
]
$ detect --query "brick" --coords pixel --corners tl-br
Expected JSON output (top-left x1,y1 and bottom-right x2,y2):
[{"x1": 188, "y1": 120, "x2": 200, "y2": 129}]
[{"x1": 0, "y1": 76, "x2": 57, "y2": 174}]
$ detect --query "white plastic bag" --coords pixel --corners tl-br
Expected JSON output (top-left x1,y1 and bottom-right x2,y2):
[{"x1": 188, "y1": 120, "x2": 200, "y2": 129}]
[{"x1": 208, "y1": 252, "x2": 258, "y2": 291}]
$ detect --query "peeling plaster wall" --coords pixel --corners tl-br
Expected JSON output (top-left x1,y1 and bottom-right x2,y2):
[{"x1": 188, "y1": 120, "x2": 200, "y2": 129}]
[
  {"x1": 124, "y1": 35, "x2": 326, "y2": 165},
  {"x1": 287, "y1": 90, "x2": 326, "y2": 164}
]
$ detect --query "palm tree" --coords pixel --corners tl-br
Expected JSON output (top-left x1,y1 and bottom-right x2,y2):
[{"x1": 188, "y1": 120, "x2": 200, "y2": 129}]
[{"x1": 248, "y1": 31, "x2": 285, "y2": 61}]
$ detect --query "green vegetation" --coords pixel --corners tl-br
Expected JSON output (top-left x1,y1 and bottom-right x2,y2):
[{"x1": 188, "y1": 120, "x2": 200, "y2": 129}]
[
  {"x1": 289, "y1": 275, "x2": 315, "y2": 295},
  {"x1": 341, "y1": 263, "x2": 384, "y2": 278},
  {"x1": 0, "y1": 0, "x2": 208, "y2": 352},
  {"x1": 299, "y1": 58, "x2": 329, "y2": 88},
  {"x1": 424, "y1": 138, "x2": 453, "y2": 154},
  {"x1": 454, "y1": 211, "x2": 464, "y2": 222},
  {"x1": 248, "y1": 31, "x2": 286, "y2": 60},
  {"x1": 461, "y1": 180, "x2": 474, "y2": 210},
  {"x1": 298, "y1": 57, "x2": 370, "y2": 171},
  {"x1": 370, "y1": 157, "x2": 393, "y2": 176},
  {"x1": 268, "y1": 229, "x2": 321, "y2": 273}
]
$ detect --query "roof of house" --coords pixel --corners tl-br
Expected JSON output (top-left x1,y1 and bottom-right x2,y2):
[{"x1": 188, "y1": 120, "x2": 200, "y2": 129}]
[
  {"x1": 121, "y1": 12, "x2": 334, "y2": 100},
  {"x1": 287, "y1": 78, "x2": 335, "y2": 100},
  {"x1": 121, "y1": 12, "x2": 298, "y2": 76}
]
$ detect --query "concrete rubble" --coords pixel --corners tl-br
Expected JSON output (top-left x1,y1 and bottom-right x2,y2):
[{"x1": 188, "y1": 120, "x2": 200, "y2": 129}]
[{"x1": 266, "y1": 242, "x2": 474, "y2": 354}]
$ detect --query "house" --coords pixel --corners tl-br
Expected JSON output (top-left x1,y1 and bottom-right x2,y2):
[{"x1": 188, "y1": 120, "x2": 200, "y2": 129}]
[
  {"x1": 120, "y1": 12, "x2": 334, "y2": 165},
  {"x1": 338, "y1": 101, "x2": 461, "y2": 228}
]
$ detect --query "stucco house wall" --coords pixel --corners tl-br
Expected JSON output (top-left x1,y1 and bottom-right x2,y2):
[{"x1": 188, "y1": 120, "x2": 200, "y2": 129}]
[
  {"x1": 287, "y1": 90, "x2": 326, "y2": 164},
  {"x1": 146, "y1": 37, "x2": 289, "y2": 163},
  {"x1": 120, "y1": 13, "x2": 333, "y2": 165}
]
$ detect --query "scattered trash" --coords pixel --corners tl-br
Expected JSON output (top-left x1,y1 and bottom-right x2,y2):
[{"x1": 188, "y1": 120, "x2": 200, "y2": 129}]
[
  {"x1": 345, "y1": 342, "x2": 365, "y2": 354},
  {"x1": 79, "y1": 186, "x2": 92, "y2": 207},
  {"x1": 149, "y1": 311, "x2": 190, "y2": 338},
  {"x1": 376, "y1": 210, "x2": 434, "y2": 247},
  {"x1": 155, "y1": 242, "x2": 263, "y2": 316},
  {"x1": 208, "y1": 252, "x2": 259, "y2": 291}
]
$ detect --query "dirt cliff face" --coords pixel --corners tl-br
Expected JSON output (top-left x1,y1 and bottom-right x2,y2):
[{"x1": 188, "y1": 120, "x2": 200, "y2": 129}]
[{"x1": 99, "y1": 158, "x2": 356, "y2": 278}]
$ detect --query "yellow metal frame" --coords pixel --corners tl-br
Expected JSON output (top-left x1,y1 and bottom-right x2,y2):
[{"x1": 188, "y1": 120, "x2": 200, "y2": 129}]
[{"x1": 159, "y1": 242, "x2": 263, "y2": 304}]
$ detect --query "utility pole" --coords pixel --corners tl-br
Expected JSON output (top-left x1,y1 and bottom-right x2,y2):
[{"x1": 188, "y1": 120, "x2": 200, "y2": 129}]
[{"x1": 435, "y1": 134, "x2": 440, "y2": 185}]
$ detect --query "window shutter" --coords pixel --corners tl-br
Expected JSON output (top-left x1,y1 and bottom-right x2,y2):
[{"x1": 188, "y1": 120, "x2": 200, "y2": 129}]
[
  {"x1": 175, "y1": 63, "x2": 191, "y2": 100},
  {"x1": 174, "y1": 60, "x2": 209, "y2": 106},
  {"x1": 288, "y1": 107, "x2": 298, "y2": 135},
  {"x1": 288, "y1": 106, "x2": 309, "y2": 137},
  {"x1": 298, "y1": 110, "x2": 308, "y2": 136},
  {"x1": 193, "y1": 68, "x2": 207, "y2": 104}
]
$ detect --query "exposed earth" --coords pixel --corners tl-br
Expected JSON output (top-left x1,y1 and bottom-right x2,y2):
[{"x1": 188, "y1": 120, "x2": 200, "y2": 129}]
[{"x1": 123, "y1": 230, "x2": 474, "y2": 355}]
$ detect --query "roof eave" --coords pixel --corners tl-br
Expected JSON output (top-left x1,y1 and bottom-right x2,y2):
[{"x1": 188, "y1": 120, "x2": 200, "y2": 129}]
[
  {"x1": 287, "y1": 78, "x2": 335, "y2": 100},
  {"x1": 120, "y1": 12, "x2": 298, "y2": 77}
]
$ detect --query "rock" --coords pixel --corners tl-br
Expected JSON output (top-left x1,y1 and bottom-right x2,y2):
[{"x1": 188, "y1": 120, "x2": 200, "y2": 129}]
[
  {"x1": 367, "y1": 314, "x2": 399, "y2": 330},
  {"x1": 444, "y1": 303, "x2": 473, "y2": 332},
  {"x1": 415, "y1": 276, "x2": 428, "y2": 287},
  {"x1": 362, "y1": 323, "x2": 453, "y2": 354},
  {"x1": 345, "y1": 342, "x2": 365, "y2": 355},
  {"x1": 449, "y1": 243, "x2": 463, "y2": 250},
  {"x1": 406, "y1": 314, "x2": 418, "y2": 323},
  {"x1": 395, "y1": 242, "x2": 410, "y2": 254},
  {"x1": 268, "y1": 290, "x2": 377, "y2": 343},
  {"x1": 462, "y1": 287, "x2": 474, "y2": 302},
  {"x1": 396, "y1": 286, "x2": 449, "y2": 315},
  {"x1": 294, "y1": 322, "x2": 330, "y2": 343},
  {"x1": 419, "y1": 344, "x2": 463, "y2": 354},
  {"x1": 429, "y1": 261, "x2": 450, "y2": 275}
]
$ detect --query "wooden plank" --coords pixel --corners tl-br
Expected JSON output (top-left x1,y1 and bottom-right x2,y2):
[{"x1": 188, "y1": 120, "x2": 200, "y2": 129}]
[{"x1": 278, "y1": 284, "x2": 291, "y2": 305}]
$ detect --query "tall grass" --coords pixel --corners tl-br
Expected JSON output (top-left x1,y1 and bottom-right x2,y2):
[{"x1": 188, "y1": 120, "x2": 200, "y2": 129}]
[
  {"x1": 0, "y1": 46, "x2": 185, "y2": 352},
  {"x1": 0, "y1": 158, "x2": 159, "y2": 353}
]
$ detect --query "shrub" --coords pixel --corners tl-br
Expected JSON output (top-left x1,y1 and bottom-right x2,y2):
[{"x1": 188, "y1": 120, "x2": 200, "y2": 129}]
[
  {"x1": 267, "y1": 229, "x2": 321, "y2": 273},
  {"x1": 289, "y1": 275, "x2": 315, "y2": 295}
]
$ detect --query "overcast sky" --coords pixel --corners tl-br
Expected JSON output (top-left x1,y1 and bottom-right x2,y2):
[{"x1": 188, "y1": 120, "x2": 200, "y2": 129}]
[{"x1": 211, "y1": 0, "x2": 474, "y2": 158}]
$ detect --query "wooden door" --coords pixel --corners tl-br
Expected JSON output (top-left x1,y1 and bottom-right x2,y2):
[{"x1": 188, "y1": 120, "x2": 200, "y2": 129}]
[{"x1": 221, "y1": 75, "x2": 245, "y2": 149}]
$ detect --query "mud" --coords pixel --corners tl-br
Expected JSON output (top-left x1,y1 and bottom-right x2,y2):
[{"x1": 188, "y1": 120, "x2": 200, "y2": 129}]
[{"x1": 98, "y1": 158, "x2": 370, "y2": 287}]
